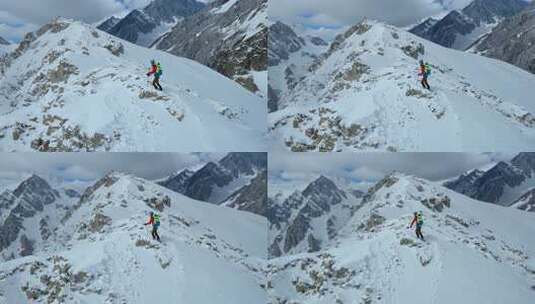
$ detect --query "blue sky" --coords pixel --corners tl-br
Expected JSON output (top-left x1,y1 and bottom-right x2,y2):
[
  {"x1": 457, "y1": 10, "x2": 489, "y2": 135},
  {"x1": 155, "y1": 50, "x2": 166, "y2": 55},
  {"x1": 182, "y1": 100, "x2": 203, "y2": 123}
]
[
  {"x1": 0, "y1": 0, "x2": 151, "y2": 42},
  {"x1": 268, "y1": 152, "x2": 513, "y2": 195}
]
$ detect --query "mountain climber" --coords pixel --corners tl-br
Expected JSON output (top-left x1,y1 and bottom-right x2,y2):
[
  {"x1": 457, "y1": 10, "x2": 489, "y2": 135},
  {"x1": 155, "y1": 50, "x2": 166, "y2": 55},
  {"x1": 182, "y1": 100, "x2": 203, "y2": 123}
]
[
  {"x1": 409, "y1": 211, "x2": 425, "y2": 241},
  {"x1": 147, "y1": 60, "x2": 163, "y2": 91},
  {"x1": 418, "y1": 60, "x2": 431, "y2": 90},
  {"x1": 144, "y1": 211, "x2": 161, "y2": 242}
]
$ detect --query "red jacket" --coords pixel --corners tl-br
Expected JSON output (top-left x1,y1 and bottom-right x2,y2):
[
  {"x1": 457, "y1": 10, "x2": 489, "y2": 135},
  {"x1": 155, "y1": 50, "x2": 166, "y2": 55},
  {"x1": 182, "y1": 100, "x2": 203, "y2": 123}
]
[
  {"x1": 410, "y1": 216, "x2": 418, "y2": 228},
  {"x1": 418, "y1": 65, "x2": 426, "y2": 76},
  {"x1": 145, "y1": 215, "x2": 154, "y2": 225},
  {"x1": 147, "y1": 64, "x2": 157, "y2": 76}
]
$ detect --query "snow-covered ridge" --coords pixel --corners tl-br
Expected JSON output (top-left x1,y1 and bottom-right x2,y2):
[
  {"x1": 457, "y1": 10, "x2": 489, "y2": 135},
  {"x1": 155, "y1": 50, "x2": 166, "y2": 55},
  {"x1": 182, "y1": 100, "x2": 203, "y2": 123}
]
[
  {"x1": 0, "y1": 18, "x2": 266, "y2": 152},
  {"x1": 267, "y1": 172, "x2": 535, "y2": 303},
  {"x1": 0, "y1": 171, "x2": 268, "y2": 303},
  {"x1": 269, "y1": 19, "x2": 535, "y2": 152}
]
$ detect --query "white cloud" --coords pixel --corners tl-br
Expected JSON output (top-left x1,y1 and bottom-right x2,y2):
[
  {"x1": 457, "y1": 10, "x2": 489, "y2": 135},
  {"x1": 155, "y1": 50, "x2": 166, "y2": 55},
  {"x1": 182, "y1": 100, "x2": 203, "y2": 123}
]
[
  {"x1": 269, "y1": 152, "x2": 513, "y2": 194},
  {"x1": 269, "y1": 0, "x2": 474, "y2": 29},
  {"x1": 0, "y1": 153, "x2": 223, "y2": 191}
]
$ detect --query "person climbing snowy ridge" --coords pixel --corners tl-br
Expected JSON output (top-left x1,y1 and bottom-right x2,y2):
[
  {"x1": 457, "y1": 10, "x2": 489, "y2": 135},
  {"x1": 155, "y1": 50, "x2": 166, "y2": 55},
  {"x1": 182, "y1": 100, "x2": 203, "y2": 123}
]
[
  {"x1": 418, "y1": 60, "x2": 431, "y2": 90},
  {"x1": 409, "y1": 211, "x2": 425, "y2": 241},
  {"x1": 147, "y1": 60, "x2": 163, "y2": 91},
  {"x1": 144, "y1": 211, "x2": 161, "y2": 242}
]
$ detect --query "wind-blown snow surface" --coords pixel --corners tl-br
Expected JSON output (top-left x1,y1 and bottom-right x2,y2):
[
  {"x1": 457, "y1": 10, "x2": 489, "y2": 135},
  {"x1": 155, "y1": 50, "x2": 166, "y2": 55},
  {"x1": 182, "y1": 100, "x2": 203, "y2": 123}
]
[
  {"x1": 269, "y1": 20, "x2": 535, "y2": 152},
  {"x1": 267, "y1": 173, "x2": 535, "y2": 303},
  {"x1": 0, "y1": 173, "x2": 268, "y2": 303},
  {"x1": 0, "y1": 19, "x2": 266, "y2": 152}
]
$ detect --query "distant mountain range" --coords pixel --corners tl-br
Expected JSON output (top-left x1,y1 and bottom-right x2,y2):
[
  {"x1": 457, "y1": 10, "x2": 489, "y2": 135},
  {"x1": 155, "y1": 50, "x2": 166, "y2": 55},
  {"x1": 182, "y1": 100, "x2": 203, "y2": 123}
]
[
  {"x1": 98, "y1": 0, "x2": 205, "y2": 47},
  {"x1": 158, "y1": 152, "x2": 267, "y2": 216},
  {"x1": 445, "y1": 152, "x2": 535, "y2": 211},
  {"x1": 410, "y1": 0, "x2": 528, "y2": 50}
]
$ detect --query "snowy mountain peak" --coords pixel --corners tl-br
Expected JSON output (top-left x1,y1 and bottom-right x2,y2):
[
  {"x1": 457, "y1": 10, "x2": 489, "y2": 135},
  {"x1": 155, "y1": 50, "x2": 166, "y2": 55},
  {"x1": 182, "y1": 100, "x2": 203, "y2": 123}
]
[
  {"x1": 1, "y1": 171, "x2": 267, "y2": 303},
  {"x1": 303, "y1": 175, "x2": 341, "y2": 197},
  {"x1": 0, "y1": 36, "x2": 9, "y2": 45},
  {"x1": 0, "y1": 17, "x2": 266, "y2": 152},
  {"x1": 269, "y1": 171, "x2": 535, "y2": 303},
  {"x1": 13, "y1": 174, "x2": 53, "y2": 195},
  {"x1": 269, "y1": 18, "x2": 535, "y2": 151}
]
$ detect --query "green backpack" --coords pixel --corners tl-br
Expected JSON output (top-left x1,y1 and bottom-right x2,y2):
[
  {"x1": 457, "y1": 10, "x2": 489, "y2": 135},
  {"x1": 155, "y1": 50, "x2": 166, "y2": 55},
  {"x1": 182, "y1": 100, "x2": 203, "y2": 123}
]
[
  {"x1": 153, "y1": 214, "x2": 161, "y2": 225},
  {"x1": 416, "y1": 212, "x2": 424, "y2": 225},
  {"x1": 156, "y1": 63, "x2": 163, "y2": 77},
  {"x1": 424, "y1": 64, "x2": 431, "y2": 76}
]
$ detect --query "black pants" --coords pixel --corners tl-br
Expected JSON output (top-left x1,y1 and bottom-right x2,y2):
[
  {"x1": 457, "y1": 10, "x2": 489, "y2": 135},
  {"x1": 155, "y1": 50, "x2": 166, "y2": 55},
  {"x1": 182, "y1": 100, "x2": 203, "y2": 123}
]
[
  {"x1": 415, "y1": 225, "x2": 424, "y2": 240},
  {"x1": 421, "y1": 77, "x2": 430, "y2": 90},
  {"x1": 153, "y1": 76, "x2": 163, "y2": 91},
  {"x1": 151, "y1": 226, "x2": 160, "y2": 241}
]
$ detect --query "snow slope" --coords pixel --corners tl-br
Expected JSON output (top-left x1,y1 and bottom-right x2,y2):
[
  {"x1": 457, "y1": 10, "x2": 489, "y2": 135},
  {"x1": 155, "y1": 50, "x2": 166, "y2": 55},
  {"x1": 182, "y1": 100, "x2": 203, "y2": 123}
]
[
  {"x1": 267, "y1": 173, "x2": 535, "y2": 303},
  {"x1": 269, "y1": 20, "x2": 535, "y2": 152},
  {"x1": 0, "y1": 18, "x2": 266, "y2": 152},
  {"x1": 0, "y1": 172, "x2": 268, "y2": 303}
]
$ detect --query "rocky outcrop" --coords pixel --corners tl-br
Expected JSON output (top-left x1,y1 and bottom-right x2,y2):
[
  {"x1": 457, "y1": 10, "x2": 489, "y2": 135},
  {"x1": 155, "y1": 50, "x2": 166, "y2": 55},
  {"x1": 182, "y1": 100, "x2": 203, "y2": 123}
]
[
  {"x1": 222, "y1": 170, "x2": 267, "y2": 216},
  {"x1": 158, "y1": 169, "x2": 194, "y2": 194},
  {"x1": 268, "y1": 21, "x2": 305, "y2": 66},
  {"x1": 152, "y1": 0, "x2": 267, "y2": 93},
  {"x1": 474, "y1": 3, "x2": 535, "y2": 74},
  {"x1": 0, "y1": 175, "x2": 60, "y2": 254},
  {"x1": 96, "y1": 16, "x2": 120, "y2": 32}
]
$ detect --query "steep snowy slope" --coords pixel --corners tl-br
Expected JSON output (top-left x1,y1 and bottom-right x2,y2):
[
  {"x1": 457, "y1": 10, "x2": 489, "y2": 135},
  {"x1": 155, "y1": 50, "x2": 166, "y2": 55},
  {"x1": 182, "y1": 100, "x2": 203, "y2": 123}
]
[
  {"x1": 152, "y1": 0, "x2": 267, "y2": 96},
  {"x1": 0, "y1": 172, "x2": 268, "y2": 303},
  {"x1": 0, "y1": 18, "x2": 266, "y2": 152},
  {"x1": 267, "y1": 173, "x2": 535, "y2": 303},
  {"x1": 269, "y1": 20, "x2": 535, "y2": 152}
]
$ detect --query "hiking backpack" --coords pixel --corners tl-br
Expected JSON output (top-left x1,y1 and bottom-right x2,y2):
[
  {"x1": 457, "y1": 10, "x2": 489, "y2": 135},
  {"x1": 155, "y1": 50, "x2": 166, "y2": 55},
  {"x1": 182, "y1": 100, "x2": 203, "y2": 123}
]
[
  {"x1": 416, "y1": 212, "x2": 424, "y2": 225},
  {"x1": 153, "y1": 214, "x2": 161, "y2": 225}
]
